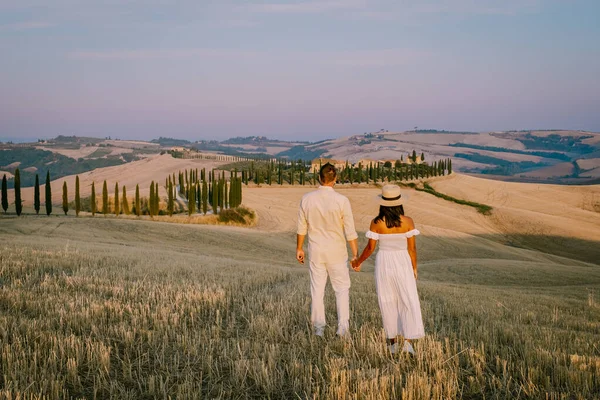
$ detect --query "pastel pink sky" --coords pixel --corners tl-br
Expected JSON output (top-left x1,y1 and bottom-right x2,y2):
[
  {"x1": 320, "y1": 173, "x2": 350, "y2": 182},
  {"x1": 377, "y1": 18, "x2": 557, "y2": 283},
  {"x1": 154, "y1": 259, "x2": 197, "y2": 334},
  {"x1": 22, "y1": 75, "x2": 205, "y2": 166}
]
[{"x1": 1, "y1": 0, "x2": 599, "y2": 141}]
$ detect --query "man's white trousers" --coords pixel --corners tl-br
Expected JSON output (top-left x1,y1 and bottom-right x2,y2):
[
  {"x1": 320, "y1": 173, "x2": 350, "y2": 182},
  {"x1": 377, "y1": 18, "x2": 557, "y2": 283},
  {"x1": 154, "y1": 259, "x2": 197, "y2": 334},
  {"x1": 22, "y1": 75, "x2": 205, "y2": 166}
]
[{"x1": 309, "y1": 259, "x2": 350, "y2": 335}]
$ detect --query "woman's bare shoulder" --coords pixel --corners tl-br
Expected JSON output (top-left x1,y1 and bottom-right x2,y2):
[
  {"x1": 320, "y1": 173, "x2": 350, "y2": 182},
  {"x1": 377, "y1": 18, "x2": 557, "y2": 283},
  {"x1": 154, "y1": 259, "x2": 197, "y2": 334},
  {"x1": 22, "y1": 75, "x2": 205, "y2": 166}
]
[
  {"x1": 370, "y1": 218, "x2": 383, "y2": 233},
  {"x1": 401, "y1": 215, "x2": 415, "y2": 229}
]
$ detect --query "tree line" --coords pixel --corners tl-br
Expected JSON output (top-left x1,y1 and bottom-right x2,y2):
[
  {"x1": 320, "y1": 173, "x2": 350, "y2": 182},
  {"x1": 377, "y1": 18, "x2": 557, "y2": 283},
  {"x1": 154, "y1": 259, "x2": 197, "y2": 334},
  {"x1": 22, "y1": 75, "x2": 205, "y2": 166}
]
[
  {"x1": 231, "y1": 156, "x2": 452, "y2": 186},
  {"x1": 1, "y1": 167, "x2": 244, "y2": 217}
]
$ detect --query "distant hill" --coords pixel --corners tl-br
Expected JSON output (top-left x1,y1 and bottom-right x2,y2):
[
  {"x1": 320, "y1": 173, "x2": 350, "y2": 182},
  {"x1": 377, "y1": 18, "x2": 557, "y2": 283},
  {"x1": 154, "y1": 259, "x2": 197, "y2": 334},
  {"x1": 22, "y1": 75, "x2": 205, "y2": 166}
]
[
  {"x1": 150, "y1": 137, "x2": 191, "y2": 146},
  {"x1": 2, "y1": 130, "x2": 600, "y2": 185}
]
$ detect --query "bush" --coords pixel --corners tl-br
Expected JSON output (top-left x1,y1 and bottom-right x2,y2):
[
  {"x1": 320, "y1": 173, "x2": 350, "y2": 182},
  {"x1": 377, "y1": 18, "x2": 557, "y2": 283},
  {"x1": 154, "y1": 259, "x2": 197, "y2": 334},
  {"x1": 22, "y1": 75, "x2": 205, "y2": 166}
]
[{"x1": 218, "y1": 207, "x2": 256, "y2": 225}]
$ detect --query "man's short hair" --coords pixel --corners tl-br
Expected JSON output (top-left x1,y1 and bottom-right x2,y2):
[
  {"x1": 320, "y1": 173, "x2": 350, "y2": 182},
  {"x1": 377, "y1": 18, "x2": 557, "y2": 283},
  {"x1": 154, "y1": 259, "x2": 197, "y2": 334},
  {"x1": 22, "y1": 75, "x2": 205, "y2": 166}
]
[{"x1": 319, "y1": 163, "x2": 337, "y2": 184}]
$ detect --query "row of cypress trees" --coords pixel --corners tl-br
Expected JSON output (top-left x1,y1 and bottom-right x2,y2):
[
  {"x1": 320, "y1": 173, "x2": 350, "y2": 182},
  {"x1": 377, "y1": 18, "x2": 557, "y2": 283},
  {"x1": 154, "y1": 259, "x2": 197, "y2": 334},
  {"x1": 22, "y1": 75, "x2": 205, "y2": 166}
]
[
  {"x1": 2, "y1": 169, "x2": 244, "y2": 217},
  {"x1": 166, "y1": 169, "x2": 243, "y2": 215},
  {"x1": 234, "y1": 157, "x2": 453, "y2": 186},
  {"x1": 2, "y1": 169, "x2": 52, "y2": 216}
]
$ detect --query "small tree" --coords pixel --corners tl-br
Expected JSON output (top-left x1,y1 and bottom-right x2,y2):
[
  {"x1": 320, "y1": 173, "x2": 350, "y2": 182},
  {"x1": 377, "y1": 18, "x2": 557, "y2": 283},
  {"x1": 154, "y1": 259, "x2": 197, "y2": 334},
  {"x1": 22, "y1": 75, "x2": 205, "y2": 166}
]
[
  {"x1": 14, "y1": 168, "x2": 22, "y2": 216},
  {"x1": 45, "y1": 171, "x2": 52, "y2": 216},
  {"x1": 75, "y1": 176, "x2": 81, "y2": 216},
  {"x1": 421, "y1": 153, "x2": 425, "y2": 162},
  {"x1": 62, "y1": 181, "x2": 68, "y2": 215},
  {"x1": 168, "y1": 180, "x2": 174, "y2": 216},
  {"x1": 148, "y1": 181, "x2": 154, "y2": 217},
  {"x1": 91, "y1": 182, "x2": 96, "y2": 216},
  {"x1": 2, "y1": 174, "x2": 8, "y2": 214},
  {"x1": 202, "y1": 180, "x2": 208, "y2": 214},
  {"x1": 102, "y1": 180, "x2": 109, "y2": 215},
  {"x1": 122, "y1": 186, "x2": 130, "y2": 215},
  {"x1": 448, "y1": 158, "x2": 452, "y2": 174},
  {"x1": 188, "y1": 184, "x2": 195, "y2": 215},
  {"x1": 114, "y1": 182, "x2": 120, "y2": 216},
  {"x1": 135, "y1": 184, "x2": 141, "y2": 217},
  {"x1": 154, "y1": 184, "x2": 160, "y2": 215},
  {"x1": 412, "y1": 150, "x2": 417, "y2": 163},
  {"x1": 212, "y1": 180, "x2": 218, "y2": 214},
  {"x1": 34, "y1": 174, "x2": 40, "y2": 215}
]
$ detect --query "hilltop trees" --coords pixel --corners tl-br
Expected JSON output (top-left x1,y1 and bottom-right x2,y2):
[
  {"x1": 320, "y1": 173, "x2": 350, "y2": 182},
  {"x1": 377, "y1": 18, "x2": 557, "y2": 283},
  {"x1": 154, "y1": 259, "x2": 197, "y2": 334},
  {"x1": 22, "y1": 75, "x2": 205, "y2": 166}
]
[
  {"x1": 91, "y1": 182, "x2": 97, "y2": 216},
  {"x1": 62, "y1": 182, "x2": 68, "y2": 215},
  {"x1": 2, "y1": 174, "x2": 7, "y2": 214},
  {"x1": 45, "y1": 171, "x2": 52, "y2": 216},
  {"x1": 75, "y1": 176, "x2": 81, "y2": 216},
  {"x1": 14, "y1": 169, "x2": 22, "y2": 216}
]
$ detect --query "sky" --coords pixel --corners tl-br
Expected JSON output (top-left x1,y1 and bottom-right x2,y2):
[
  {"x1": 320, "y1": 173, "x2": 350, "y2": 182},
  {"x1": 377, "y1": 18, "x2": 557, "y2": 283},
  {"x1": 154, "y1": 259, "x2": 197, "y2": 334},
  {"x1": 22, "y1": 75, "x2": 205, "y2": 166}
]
[{"x1": 1, "y1": 0, "x2": 599, "y2": 142}]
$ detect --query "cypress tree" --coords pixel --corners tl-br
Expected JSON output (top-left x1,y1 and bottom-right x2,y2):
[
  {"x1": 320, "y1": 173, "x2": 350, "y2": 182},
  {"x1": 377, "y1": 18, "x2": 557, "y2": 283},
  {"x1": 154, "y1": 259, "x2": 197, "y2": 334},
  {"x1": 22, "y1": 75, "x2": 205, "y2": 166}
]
[
  {"x1": 75, "y1": 176, "x2": 81, "y2": 216},
  {"x1": 14, "y1": 169, "x2": 22, "y2": 216},
  {"x1": 196, "y1": 182, "x2": 201, "y2": 212},
  {"x1": 154, "y1": 184, "x2": 160, "y2": 215},
  {"x1": 102, "y1": 180, "x2": 108, "y2": 215},
  {"x1": 34, "y1": 174, "x2": 40, "y2": 215},
  {"x1": 122, "y1": 186, "x2": 130, "y2": 215},
  {"x1": 168, "y1": 180, "x2": 174, "y2": 216},
  {"x1": 149, "y1": 182, "x2": 155, "y2": 216},
  {"x1": 135, "y1": 184, "x2": 140, "y2": 216},
  {"x1": 421, "y1": 153, "x2": 425, "y2": 162},
  {"x1": 202, "y1": 180, "x2": 208, "y2": 214},
  {"x1": 412, "y1": 150, "x2": 417, "y2": 163},
  {"x1": 91, "y1": 182, "x2": 96, "y2": 216},
  {"x1": 45, "y1": 171, "x2": 52, "y2": 216},
  {"x1": 2, "y1": 174, "x2": 9, "y2": 214},
  {"x1": 114, "y1": 182, "x2": 119, "y2": 216},
  {"x1": 62, "y1": 181, "x2": 68, "y2": 215},
  {"x1": 188, "y1": 184, "x2": 195, "y2": 215},
  {"x1": 212, "y1": 181, "x2": 218, "y2": 214},
  {"x1": 448, "y1": 158, "x2": 452, "y2": 174}
]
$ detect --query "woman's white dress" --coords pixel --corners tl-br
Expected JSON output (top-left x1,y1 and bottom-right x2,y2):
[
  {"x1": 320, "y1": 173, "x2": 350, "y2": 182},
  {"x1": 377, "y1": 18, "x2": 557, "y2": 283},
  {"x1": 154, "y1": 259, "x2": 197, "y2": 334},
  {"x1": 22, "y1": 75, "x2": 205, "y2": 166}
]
[{"x1": 366, "y1": 229, "x2": 425, "y2": 340}]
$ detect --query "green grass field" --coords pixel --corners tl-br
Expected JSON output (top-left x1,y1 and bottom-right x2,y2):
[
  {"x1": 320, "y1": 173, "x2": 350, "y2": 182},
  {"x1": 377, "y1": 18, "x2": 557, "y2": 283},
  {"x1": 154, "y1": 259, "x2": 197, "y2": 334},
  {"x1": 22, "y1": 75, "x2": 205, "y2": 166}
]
[{"x1": 0, "y1": 217, "x2": 598, "y2": 399}]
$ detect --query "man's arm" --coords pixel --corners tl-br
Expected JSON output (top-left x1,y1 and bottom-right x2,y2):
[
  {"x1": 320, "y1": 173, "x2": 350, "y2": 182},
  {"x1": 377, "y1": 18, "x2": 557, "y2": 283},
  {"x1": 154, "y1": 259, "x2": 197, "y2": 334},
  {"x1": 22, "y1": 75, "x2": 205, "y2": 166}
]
[
  {"x1": 296, "y1": 234, "x2": 306, "y2": 264},
  {"x1": 296, "y1": 200, "x2": 308, "y2": 265},
  {"x1": 341, "y1": 198, "x2": 358, "y2": 261},
  {"x1": 348, "y1": 238, "x2": 358, "y2": 261}
]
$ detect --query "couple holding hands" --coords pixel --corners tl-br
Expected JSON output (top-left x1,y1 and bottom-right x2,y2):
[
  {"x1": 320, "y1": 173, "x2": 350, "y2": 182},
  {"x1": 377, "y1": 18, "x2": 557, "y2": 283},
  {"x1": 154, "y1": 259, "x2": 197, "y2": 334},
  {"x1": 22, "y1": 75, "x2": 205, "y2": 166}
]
[{"x1": 296, "y1": 163, "x2": 424, "y2": 354}]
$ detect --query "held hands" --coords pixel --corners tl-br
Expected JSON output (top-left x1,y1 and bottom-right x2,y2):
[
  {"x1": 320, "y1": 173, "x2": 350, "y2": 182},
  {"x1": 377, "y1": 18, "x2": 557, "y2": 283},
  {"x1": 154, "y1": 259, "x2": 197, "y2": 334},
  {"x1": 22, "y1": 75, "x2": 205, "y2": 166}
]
[
  {"x1": 296, "y1": 249, "x2": 305, "y2": 265},
  {"x1": 351, "y1": 258, "x2": 361, "y2": 272}
]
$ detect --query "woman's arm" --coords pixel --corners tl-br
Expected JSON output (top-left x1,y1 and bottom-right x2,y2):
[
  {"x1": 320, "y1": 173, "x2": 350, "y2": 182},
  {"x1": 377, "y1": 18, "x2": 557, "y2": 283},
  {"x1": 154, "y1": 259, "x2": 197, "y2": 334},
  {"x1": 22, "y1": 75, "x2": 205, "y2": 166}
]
[
  {"x1": 353, "y1": 239, "x2": 377, "y2": 271},
  {"x1": 352, "y1": 221, "x2": 378, "y2": 271},
  {"x1": 406, "y1": 217, "x2": 418, "y2": 279}
]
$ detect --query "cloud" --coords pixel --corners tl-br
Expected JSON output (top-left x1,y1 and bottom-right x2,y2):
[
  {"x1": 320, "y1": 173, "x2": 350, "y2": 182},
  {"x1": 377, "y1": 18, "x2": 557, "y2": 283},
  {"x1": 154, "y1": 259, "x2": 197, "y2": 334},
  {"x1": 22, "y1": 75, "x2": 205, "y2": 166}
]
[
  {"x1": 0, "y1": 21, "x2": 54, "y2": 30},
  {"x1": 68, "y1": 48, "x2": 260, "y2": 61},
  {"x1": 240, "y1": 0, "x2": 367, "y2": 14},
  {"x1": 410, "y1": 0, "x2": 541, "y2": 16}
]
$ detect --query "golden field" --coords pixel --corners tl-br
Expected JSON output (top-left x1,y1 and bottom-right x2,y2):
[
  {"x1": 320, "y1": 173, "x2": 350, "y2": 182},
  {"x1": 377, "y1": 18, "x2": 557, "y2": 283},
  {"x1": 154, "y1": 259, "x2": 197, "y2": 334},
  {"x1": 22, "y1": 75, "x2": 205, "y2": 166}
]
[{"x1": 1, "y1": 168, "x2": 599, "y2": 399}]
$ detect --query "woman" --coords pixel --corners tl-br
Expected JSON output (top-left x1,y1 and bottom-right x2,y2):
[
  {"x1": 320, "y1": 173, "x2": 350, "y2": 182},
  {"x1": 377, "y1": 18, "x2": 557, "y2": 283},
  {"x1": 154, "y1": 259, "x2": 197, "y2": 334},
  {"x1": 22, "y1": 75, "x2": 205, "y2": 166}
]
[{"x1": 351, "y1": 184, "x2": 424, "y2": 354}]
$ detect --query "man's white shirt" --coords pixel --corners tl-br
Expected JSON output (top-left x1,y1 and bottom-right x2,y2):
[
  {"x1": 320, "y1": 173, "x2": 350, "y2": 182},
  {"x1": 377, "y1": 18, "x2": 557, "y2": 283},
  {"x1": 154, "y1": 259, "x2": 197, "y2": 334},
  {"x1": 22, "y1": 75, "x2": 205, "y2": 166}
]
[{"x1": 297, "y1": 186, "x2": 358, "y2": 264}]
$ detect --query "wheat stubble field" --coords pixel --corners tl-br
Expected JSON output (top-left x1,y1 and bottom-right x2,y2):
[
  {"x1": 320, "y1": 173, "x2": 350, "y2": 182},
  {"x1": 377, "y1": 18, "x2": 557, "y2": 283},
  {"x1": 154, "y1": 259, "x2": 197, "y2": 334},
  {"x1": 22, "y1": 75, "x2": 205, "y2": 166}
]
[{"x1": 1, "y1": 174, "x2": 600, "y2": 399}]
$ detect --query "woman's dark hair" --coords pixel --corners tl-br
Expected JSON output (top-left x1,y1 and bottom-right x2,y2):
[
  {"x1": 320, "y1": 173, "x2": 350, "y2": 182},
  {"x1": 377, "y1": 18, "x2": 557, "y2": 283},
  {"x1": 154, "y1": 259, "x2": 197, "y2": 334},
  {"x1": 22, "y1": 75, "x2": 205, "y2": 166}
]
[{"x1": 374, "y1": 205, "x2": 405, "y2": 228}]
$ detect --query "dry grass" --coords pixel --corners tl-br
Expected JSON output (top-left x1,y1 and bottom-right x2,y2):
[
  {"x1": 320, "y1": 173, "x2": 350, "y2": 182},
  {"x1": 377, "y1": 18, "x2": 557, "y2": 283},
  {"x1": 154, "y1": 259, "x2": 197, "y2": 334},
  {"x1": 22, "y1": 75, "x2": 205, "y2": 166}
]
[{"x1": 0, "y1": 217, "x2": 598, "y2": 399}]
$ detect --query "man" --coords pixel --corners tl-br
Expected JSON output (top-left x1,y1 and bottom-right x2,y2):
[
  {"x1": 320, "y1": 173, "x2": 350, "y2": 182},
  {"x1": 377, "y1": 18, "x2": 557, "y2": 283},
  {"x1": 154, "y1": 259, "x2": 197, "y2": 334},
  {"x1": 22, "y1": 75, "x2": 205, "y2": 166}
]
[{"x1": 296, "y1": 163, "x2": 358, "y2": 337}]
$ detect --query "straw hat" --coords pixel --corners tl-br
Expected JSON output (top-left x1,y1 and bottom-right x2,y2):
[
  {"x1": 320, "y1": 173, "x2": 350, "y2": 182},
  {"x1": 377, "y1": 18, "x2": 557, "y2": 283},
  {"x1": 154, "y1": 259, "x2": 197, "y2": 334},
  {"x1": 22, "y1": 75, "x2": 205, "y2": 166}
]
[{"x1": 378, "y1": 184, "x2": 405, "y2": 207}]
